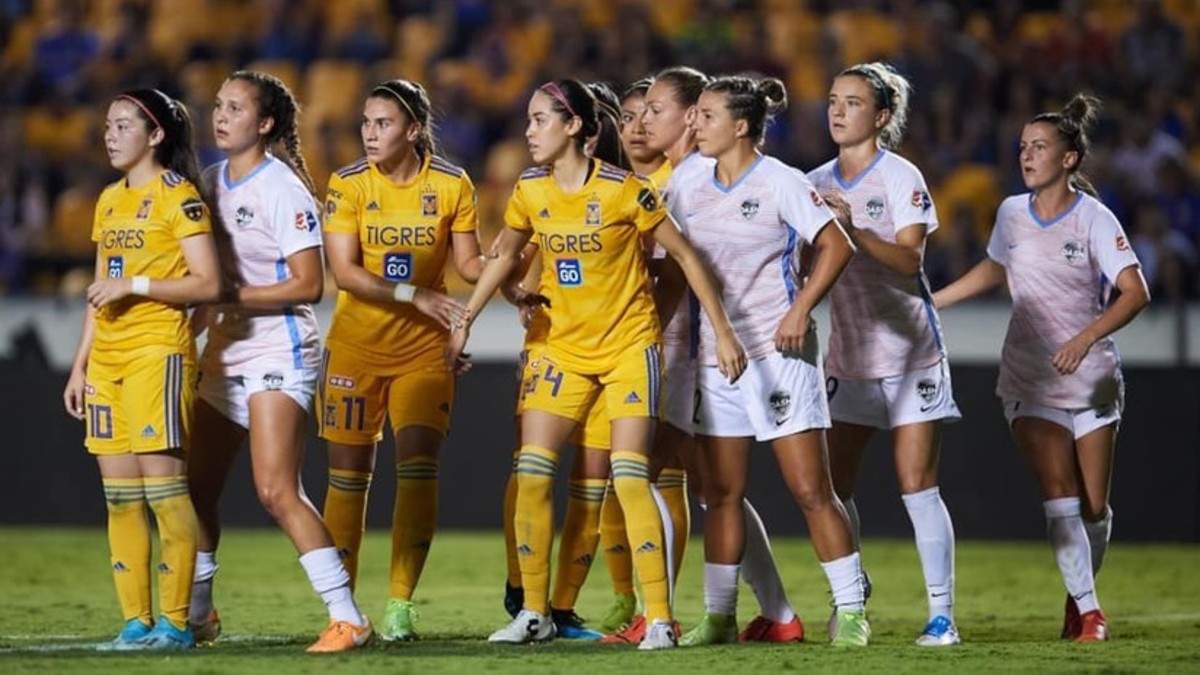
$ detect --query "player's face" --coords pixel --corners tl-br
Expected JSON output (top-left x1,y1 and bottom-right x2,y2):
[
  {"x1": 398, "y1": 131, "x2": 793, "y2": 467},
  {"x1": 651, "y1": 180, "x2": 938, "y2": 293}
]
[
  {"x1": 213, "y1": 78, "x2": 269, "y2": 155},
  {"x1": 692, "y1": 91, "x2": 739, "y2": 158},
  {"x1": 525, "y1": 90, "x2": 574, "y2": 165},
  {"x1": 362, "y1": 97, "x2": 418, "y2": 165},
  {"x1": 103, "y1": 99, "x2": 159, "y2": 173},
  {"x1": 642, "y1": 81, "x2": 692, "y2": 154},
  {"x1": 1020, "y1": 121, "x2": 1075, "y2": 192},
  {"x1": 619, "y1": 93, "x2": 658, "y2": 165},
  {"x1": 828, "y1": 75, "x2": 883, "y2": 148}
]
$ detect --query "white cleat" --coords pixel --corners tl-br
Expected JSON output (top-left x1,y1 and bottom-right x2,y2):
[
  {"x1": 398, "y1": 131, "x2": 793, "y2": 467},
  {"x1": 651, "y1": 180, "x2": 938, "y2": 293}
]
[
  {"x1": 915, "y1": 615, "x2": 961, "y2": 646},
  {"x1": 637, "y1": 619, "x2": 678, "y2": 651},
  {"x1": 488, "y1": 609, "x2": 557, "y2": 644}
]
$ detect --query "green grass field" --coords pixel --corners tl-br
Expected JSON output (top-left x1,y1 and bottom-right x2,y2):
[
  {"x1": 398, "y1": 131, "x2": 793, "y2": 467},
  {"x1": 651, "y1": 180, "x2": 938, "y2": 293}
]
[{"x1": 1, "y1": 528, "x2": 1198, "y2": 674}]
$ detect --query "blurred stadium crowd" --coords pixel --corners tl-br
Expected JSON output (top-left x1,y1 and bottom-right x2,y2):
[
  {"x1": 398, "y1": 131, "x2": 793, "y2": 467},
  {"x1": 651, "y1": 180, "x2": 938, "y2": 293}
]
[{"x1": 2, "y1": 0, "x2": 1199, "y2": 299}]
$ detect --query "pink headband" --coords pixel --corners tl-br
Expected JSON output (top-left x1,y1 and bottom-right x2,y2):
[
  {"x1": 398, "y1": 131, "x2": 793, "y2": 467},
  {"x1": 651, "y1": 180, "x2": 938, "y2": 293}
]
[
  {"x1": 539, "y1": 82, "x2": 577, "y2": 118},
  {"x1": 117, "y1": 94, "x2": 162, "y2": 130}
]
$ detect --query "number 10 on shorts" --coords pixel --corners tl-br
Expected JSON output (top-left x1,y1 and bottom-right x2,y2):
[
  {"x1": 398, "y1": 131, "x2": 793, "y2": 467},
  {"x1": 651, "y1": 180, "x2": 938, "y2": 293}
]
[
  {"x1": 556, "y1": 258, "x2": 582, "y2": 287},
  {"x1": 384, "y1": 252, "x2": 412, "y2": 281}
]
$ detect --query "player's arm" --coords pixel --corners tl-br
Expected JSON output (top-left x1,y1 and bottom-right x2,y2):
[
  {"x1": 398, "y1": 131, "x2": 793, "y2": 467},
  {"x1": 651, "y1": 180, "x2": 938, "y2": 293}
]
[
  {"x1": 653, "y1": 254, "x2": 686, "y2": 330},
  {"x1": 64, "y1": 254, "x2": 102, "y2": 420},
  {"x1": 446, "y1": 226, "x2": 534, "y2": 370},
  {"x1": 847, "y1": 222, "x2": 926, "y2": 277},
  {"x1": 234, "y1": 246, "x2": 324, "y2": 308},
  {"x1": 451, "y1": 230, "x2": 485, "y2": 284},
  {"x1": 86, "y1": 233, "x2": 221, "y2": 308},
  {"x1": 775, "y1": 219, "x2": 855, "y2": 355},
  {"x1": 652, "y1": 214, "x2": 747, "y2": 382},
  {"x1": 932, "y1": 258, "x2": 1006, "y2": 310},
  {"x1": 324, "y1": 230, "x2": 465, "y2": 329},
  {"x1": 1052, "y1": 265, "x2": 1149, "y2": 375}
]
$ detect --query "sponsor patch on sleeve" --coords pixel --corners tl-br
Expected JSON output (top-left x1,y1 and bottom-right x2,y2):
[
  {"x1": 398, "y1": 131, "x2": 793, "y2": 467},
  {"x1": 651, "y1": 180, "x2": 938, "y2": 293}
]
[
  {"x1": 637, "y1": 187, "x2": 659, "y2": 212},
  {"x1": 181, "y1": 197, "x2": 205, "y2": 222}
]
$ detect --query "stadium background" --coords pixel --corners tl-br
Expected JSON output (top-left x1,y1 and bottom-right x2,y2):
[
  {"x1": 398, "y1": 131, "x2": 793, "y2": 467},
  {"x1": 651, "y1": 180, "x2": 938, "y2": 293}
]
[{"x1": 0, "y1": 0, "x2": 1197, "y2": 541}]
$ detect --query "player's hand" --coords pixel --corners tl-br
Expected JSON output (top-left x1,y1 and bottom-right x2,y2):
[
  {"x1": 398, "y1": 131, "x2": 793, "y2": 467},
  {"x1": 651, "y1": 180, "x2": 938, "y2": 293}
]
[
  {"x1": 1052, "y1": 331, "x2": 1095, "y2": 375},
  {"x1": 775, "y1": 305, "x2": 811, "y2": 357},
  {"x1": 63, "y1": 367, "x2": 86, "y2": 420},
  {"x1": 714, "y1": 329, "x2": 747, "y2": 384},
  {"x1": 413, "y1": 287, "x2": 468, "y2": 330},
  {"x1": 86, "y1": 277, "x2": 133, "y2": 309},
  {"x1": 444, "y1": 322, "x2": 472, "y2": 373},
  {"x1": 518, "y1": 303, "x2": 541, "y2": 329},
  {"x1": 823, "y1": 190, "x2": 853, "y2": 229}
]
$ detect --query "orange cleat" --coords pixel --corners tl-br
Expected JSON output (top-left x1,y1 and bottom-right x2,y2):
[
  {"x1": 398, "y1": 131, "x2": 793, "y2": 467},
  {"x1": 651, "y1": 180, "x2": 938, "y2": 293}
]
[
  {"x1": 598, "y1": 615, "x2": 645, "y2": 644},
  {"x1": 739, "y1": 614, "x2": 805, "y2": 643},
  {"x1": 1075, "y1": 609, "x2": 1109, "y2": 642},
  {"x1": 1061, "y1": 595, "x2": 1081, "y2": 640},
  {"x1": 306, "y1": 618, "x2": 374, "y2": 653}
]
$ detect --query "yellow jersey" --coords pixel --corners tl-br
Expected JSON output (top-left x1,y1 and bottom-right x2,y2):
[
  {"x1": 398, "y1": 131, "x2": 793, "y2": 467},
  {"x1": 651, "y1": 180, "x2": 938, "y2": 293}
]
[
  {"x1": 90, "y1": 170, "x2": 212, "y2": 356},
  {"x1": 647, "y1": 160, "x2": 672, "y2": 194},
  {"x1": 505, "y1": 161, "x2": 665, "y2": 374},
  {"x1": 324, "y1": 154, "x2": 479, "y2": 363}
]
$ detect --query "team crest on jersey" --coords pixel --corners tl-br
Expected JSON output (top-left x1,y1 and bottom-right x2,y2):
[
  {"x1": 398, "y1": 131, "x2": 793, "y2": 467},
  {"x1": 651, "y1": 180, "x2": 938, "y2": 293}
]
[
  {"x1": 136, "y1": 198, "x2": 153, "y2": 220},
  {"x1": 586, "y1": 198, "x2": 602, "y2": 226},
  {"x1": 262, "y1": 372, "x2": 285, "y2": 390},
  {"x1": 810, "y1": 190, "x2": 825, "y2": 207},
  {"x1": 911, "y1": 190, "x2": 932, "y2": 212},
  {"x1": 866, "y1": 197, "x2": 885, "y2": 221},
  {"x1": 181, "y1": 197, "x2": 205, "y2": 222},
  {"x1": 329, "y1": 375, "x2": 356, "y2": 390},
  {"x1": 235, "y1": 206, "x2": 254, "y2": 229},
  {"x1": 421, "y1": 187, "x2": 438, "y2": 217},
  {"x1": 740, "y1": 199, "x2": 760, "y2": 219},
  {"x1": 1062, "y1": 240, "x2": 1085, "y2": 265},
  {"x1": 294, "y1": 211, "x2": 318, "y2": 231},
  {"x1": 917, "y1": 379, "x2": 938, "y2": 403},
  {"x1": 637, "y1": 187, "x2": 659, "y2": 212},
  {"x1": 769, "y1": 390, "x2": 791, "y2": 425}
]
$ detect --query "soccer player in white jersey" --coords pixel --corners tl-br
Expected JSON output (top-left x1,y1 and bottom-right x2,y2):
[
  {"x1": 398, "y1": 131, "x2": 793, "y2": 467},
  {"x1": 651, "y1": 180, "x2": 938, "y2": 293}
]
[
  {"x1": 807, "y1": 62, "x2": 962, "y2": 646},
  {"x1": 675, "y1": 74, "x2": 871, "y2": 647},
  {"x1": 935, "y1": 94, "x2": 1149, "y2": 643},
  {"x1": 186, "y1": 71, "x2": 371, "y2": 653}
]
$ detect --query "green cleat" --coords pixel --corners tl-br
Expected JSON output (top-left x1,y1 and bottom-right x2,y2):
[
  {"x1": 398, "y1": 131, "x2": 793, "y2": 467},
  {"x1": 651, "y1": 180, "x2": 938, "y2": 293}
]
[
  {"x1": 598, "y1": 593, "x2": 637, "y2": 634},
  {"x1": 379, "y1": 598, "x2": 419, "y2": 642},
  {"x1": 830, "y1": 609, "x2": 870, "y2": 647},
  {"x1": 679, "y1": 613, "x2": 738, "y2": 647}
]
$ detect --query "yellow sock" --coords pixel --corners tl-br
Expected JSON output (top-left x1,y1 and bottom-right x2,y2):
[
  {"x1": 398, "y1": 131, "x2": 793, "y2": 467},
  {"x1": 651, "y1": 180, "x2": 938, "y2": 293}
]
[
  {"x1": 599, "y1": 482, "x2": 635, "y2": 596},
  {"x1": 103, "y1": 478, "x2": 153, "y2": 626},
  {"x1": 551, "y1": 478, "x2": 606, "y2": 610},
  {"x1": 514, "y1": 445, "x2": 558, "y2": 615},
  {"x1": 144, "y1": 476, "x2": 198, "y2": 630},
  {"x1": 323, "y1": 468, "x2": 372, "y2": 590},
  {"x1": 611, "y1": 451, "x2": 670, "y2": 622},
  {"x1": 390, "y1": 456, "x2": 439, "y2": 600},
  {"x1": 503, "y1": 451, "x2": 521, "y2": 588},
  {"x1": 656, "y1": 468, "x2": 690, "y2": 583}
]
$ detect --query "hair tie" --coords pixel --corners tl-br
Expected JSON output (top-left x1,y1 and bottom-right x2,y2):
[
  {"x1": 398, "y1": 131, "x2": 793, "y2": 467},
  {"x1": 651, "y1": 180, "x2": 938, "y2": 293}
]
[
  {"x1": 373, "y1": 84, "x2": 419, "y2": 122},
  {"x1": 117, "y1": 94, "x2": 163, "y2": 130},
  {"x1": 540, "y1": 82, "x2": 577, "y2": 118}
]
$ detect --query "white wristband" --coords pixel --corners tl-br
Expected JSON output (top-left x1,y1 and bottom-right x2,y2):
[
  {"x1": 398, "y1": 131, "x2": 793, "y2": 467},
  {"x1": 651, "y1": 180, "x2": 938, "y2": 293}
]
[
  {"x1": 131, "y1": 276, "x2": 151, "y2": 296},
  {"x1": 392, "y1": 283, "x2": 416, "y2": 303}
]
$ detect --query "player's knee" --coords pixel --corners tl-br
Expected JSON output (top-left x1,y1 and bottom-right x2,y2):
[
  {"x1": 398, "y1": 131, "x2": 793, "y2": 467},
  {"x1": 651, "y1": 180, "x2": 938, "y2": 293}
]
[
  {"x1": 790, "y1": 480, "x2": 835, "y2": 513},
  {"x1": 255, "y1": 481, "x2": 299, "y2": 519}
]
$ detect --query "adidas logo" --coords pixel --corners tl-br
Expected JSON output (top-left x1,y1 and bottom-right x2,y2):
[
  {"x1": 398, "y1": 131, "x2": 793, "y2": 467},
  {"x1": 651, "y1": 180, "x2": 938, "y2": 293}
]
[
  {"x1": 574, "y1": 554, "x2": 594, "y2": 567},
  {"x1": 157, "y1": 563, "x2": 172, "y2": 574},
  {"x1": 113, "y1": 561, "x2": 128, "y2": 572},
  {"x1": 140, "y1": 424, "x2": 156, "y2": 438},
  {"x1": 538, "y1": 208, "x2": 550, "y2": 219},
  {"x1": 635, "y1": 541, "x2": 659, "y2": 554},
  {"x1": 517, "y1": 544, "x2": 534, "y2": 556},
  {"x1": 624, "y1": 391, "x2": 642, "y2": 404},
  {"x1": 605, "y1": 544, "x2": 627, "y2": 554},
  {"x1": 366, "y1": 201, "x2": 380, "y2": 211},
  {"x1": 337, "y1": 547, "x2": 352, "y2": 560}
]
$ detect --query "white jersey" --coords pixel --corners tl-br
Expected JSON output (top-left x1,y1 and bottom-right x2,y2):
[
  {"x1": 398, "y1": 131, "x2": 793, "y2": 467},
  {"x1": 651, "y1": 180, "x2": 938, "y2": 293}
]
[
  {"x1": 200, "y1": 157, "x2": 323, "y2": 374},
  {"x1": 658, "y1": 151, "x2": 712, "y2": 358},
  {"x1": 808, "y1": 150, "x2": 945, "y2": 379},
  {"x1": 987, "y1": 192, "x2": 1140, "y2": 408},
  {"x1": 673, "y1": 154, "x2": 833, "y2": 365}
]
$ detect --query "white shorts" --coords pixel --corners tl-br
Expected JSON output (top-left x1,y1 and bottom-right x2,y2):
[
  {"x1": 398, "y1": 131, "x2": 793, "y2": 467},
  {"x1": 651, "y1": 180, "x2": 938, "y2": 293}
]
[
  {"x1": 198, "y1": 368, "x2": 317, "y2": 429},
  {"x1": 694, "y1": 351, "x2": 830, "y2": 441},
  {"x1": 827, "y1": 359, "x2": 962, "y2": 429},
  {"x1": 662, "y1": 346, "x2": 696, "y2": 434},
  {"x1": 1003, "y1": 396, "x2": 1122, "y2": 440}
]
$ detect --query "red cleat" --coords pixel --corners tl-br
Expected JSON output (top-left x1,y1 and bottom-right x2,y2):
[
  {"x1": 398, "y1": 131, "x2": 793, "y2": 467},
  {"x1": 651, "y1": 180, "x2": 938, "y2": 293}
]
[
  {"x1": 1075, "y1": 609, "x2": 1109, "y2": 642},
  {"x1": 599, "y1": 615, "x2": 645, "y2": 644},
  {"x1": 739, "y1": 615, "x2": 805, "y2": 643},
  {"x1": 1061, "y1": 595, "x2": 1081, "y2": 640}
]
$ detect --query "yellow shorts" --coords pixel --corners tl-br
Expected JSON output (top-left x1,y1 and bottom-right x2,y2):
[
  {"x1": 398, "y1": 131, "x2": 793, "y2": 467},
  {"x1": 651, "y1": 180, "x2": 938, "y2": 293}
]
[
  {"x1": 84, "y1": 349, "x2": 196, "y2": 455},
  {"x1": 318, "y1": 346, "x2": 454, "y2": 444},
  {"x1": 521, "y1": 344, "x2": 662, "y2": 434},
  {"x1": 517, "y1": 345, "x2": 612, "y2": 450}
]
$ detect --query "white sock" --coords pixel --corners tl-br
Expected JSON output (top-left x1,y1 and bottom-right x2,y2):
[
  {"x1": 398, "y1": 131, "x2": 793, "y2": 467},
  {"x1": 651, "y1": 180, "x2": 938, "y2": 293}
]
[
  {"x1": 299, "y1": 546, "x2": 364, "y2": 625},
  {"x1": 649, "y1": 484, "x2": 676, "y2": 608},
  {"x1": 703, "y1": 563, "x2": 740, "y2": 616},
  {"x1": 841, "y1": 497, "x2": 862, "y2": 552},
  {"x1": 189, "y1": 550, "x2": 219, "y2": 625},
  {"x1": 741, "y1": 498, "x2": 795, "y2": 623},
  {"x1": 902, "y1": 486, "x2": 956, "y2": 621},
  {"x1": 821, "y1": 552, "x2": 865, "y2": 611},
  {"x1": 1044, "y1": 498, "x2": 1099, "y2": 614},
  {"x1": 1084, "y1": 506, "x2": 1113, "y2": 576}
]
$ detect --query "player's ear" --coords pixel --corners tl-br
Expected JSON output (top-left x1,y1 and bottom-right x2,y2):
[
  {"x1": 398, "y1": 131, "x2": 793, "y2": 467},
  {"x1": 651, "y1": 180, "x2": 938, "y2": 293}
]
[
  {"x1": 258, "y1": 115, "x2": 276, "y2": 138},
  {"x1": 147, "y1": 126, "x2": 165, "y2": 148}
]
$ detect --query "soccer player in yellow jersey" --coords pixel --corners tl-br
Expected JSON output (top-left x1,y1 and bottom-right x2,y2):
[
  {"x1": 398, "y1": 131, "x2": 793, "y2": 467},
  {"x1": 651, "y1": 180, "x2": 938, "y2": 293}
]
[
  {"x1": 318, "y1": 79, "x2": 481, "y2": 642},
  {"x1": 450, "y1": 78, "x2": 746, "y2": 650},
  {"x1": 62, "y1": 89, "x2": 220, "y2": 650}
]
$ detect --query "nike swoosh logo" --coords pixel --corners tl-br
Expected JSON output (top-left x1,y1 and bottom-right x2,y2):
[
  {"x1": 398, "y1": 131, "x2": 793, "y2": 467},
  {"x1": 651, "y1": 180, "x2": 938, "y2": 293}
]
[
  {"x1": 920, "y1": 404, "x2": 935, "y2": 413},
  {"x1": 775, "y1": 418, "x2": 790, "y2": 426},
  {"x1": 931, "y1": 592, "x2": 949, "y2": 598},
  {"x1": 1007, "y1": 243, "x2": 1018, "y2": 249}
]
